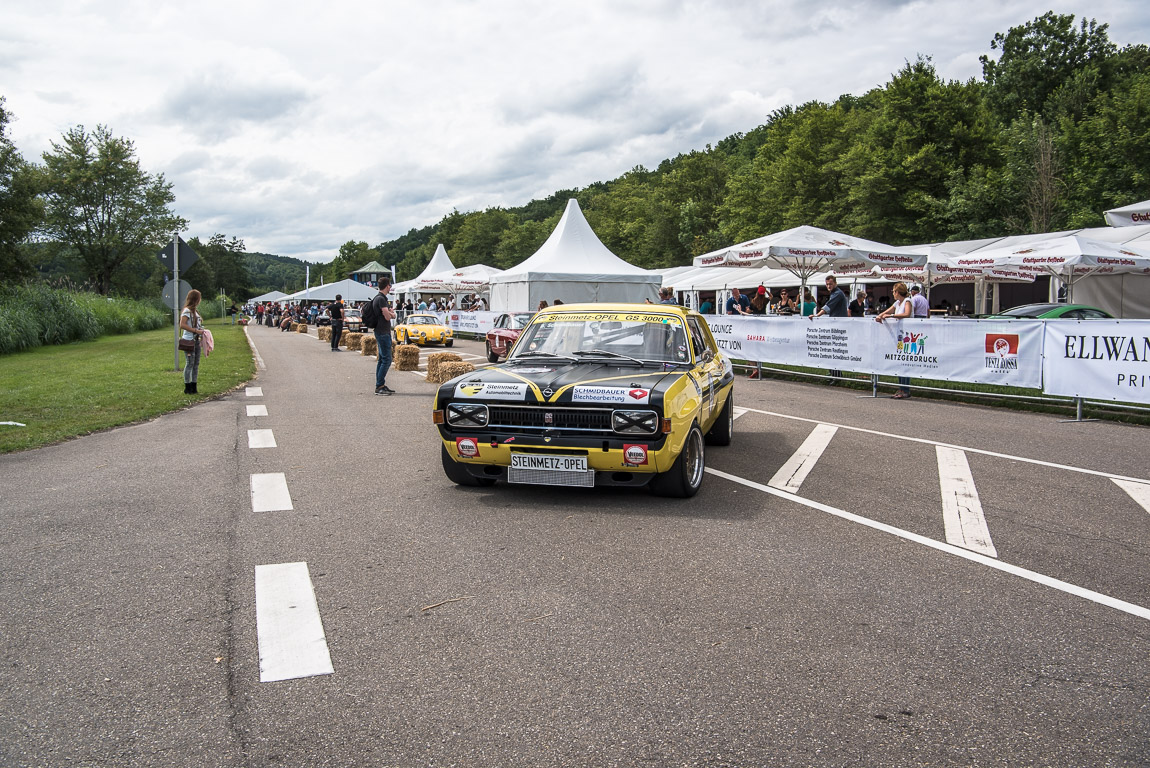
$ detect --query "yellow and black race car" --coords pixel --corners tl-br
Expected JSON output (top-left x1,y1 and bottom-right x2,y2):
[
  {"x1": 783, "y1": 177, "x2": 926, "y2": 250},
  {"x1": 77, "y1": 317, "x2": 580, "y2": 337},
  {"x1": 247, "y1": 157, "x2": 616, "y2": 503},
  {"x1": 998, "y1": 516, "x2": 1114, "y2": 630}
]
[{"x1": 433, "y1": 303, "x2": 734, "y2": 497}]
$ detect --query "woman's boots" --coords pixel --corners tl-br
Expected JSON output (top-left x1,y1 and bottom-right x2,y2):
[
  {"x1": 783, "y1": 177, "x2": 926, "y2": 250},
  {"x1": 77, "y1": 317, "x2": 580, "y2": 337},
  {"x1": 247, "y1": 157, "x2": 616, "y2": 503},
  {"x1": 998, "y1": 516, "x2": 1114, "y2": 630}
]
[{"x1": 184, "y1": 382, "x2": 198, "y2": 395}]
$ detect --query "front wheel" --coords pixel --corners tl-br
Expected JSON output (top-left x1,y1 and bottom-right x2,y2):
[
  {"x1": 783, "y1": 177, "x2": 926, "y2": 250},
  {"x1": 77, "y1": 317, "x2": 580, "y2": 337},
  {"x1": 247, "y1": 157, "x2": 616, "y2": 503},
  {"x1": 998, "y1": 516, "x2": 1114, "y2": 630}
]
[
  {"x1": 486, "y1": 342, "x2": 499, "y2": 363},
  {"x1": 445, "y1": 339, "x2": 454, "y2": 347},
  {"x1": 649, "y1": 425, "x2": 705, "y2": 498}
]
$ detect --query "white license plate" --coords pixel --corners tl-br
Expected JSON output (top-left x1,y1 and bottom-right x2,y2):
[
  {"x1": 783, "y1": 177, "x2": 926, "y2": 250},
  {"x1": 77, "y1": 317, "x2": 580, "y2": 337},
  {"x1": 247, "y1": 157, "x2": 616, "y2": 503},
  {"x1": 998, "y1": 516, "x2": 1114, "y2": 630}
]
[{"x1": 510, "y1": 454, "x2": 588, "y2": 472}]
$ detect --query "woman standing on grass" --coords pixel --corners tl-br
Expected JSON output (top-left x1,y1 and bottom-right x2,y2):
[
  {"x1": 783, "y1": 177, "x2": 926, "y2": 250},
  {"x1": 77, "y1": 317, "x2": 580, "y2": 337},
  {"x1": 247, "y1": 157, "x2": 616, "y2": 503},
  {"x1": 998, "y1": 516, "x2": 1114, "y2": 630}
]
[{"x1": 180, "y1": 289, "x2": 205, "y2": 395}]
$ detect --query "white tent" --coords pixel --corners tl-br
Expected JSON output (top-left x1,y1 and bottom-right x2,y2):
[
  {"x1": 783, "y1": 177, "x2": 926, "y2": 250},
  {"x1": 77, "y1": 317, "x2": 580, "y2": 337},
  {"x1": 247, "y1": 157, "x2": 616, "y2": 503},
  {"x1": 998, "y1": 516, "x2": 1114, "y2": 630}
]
[
  {"x1": 280, "y1": 278, "x2": 377, "y2": 304},
  {"x1": 489, "y1": 199, "x2": 661, "y2": 311},
  {"x1": 1105, "y1": 200, "x2": 1150, "y2": 228},
  {"x1": 250, "y1": 290, "x2": 289, "y2": 303},
  {"x1": 416, "y1": 263, "x2": 503, "y2": 293},
  {"x1": 415, "y1": 244, "x2": 456, "y2": 283},
  {"x1": 952, "y1": 235, "x2": 1150, "y2": 303}
]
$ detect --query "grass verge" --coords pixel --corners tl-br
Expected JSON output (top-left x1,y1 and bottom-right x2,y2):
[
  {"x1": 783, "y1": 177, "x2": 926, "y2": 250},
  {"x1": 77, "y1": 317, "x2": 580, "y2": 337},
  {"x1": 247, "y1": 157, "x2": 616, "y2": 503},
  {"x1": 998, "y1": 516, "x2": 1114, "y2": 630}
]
[{"x1": 0, "y1": 319, "x2": 256, "y2": 453}]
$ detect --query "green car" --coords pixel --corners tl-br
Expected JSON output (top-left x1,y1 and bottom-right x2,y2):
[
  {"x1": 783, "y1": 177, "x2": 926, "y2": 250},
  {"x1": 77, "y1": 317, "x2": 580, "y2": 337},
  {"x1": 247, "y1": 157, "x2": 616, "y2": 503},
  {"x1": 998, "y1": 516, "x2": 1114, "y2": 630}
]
[{"x1": 985, "y1": 303, "x2": 1113, "y2": 320}]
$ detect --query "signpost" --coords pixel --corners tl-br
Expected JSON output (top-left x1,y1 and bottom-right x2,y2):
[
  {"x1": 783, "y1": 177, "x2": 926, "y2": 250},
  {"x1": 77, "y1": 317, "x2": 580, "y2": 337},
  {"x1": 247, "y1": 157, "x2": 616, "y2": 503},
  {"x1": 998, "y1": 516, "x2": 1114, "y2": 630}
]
[{"x1": 157, "y1": 235, "x2": 199, "y2": 371}]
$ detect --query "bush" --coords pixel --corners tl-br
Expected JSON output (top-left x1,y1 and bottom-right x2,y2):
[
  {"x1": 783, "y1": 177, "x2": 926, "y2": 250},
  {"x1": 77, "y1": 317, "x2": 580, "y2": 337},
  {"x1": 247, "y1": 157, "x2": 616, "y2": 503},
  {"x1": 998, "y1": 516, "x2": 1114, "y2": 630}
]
[{"x1": 0, "y1": 283, "x2": 169, "y2": 355}]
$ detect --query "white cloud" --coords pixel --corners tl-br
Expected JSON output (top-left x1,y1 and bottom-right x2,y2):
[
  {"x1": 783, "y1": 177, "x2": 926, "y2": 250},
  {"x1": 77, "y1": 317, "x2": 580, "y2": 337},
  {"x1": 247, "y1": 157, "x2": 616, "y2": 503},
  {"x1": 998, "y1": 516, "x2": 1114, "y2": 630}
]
[{"x1": 3, "y1": 0, "x2": 1148, "y2": 262}]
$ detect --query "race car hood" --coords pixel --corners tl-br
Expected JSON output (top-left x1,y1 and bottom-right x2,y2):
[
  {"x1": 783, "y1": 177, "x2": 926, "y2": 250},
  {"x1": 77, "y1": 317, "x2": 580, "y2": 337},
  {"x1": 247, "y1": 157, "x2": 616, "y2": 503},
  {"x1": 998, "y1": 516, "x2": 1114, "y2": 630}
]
[{"x1": 442, "y1": 361, "x2": 685, "y2": 406}]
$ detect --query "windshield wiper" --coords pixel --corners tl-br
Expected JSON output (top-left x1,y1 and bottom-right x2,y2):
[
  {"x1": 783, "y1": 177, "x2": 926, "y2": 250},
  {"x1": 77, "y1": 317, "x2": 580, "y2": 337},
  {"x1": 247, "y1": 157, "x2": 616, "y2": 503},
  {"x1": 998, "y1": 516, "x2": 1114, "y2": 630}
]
[
  {"x1": 572, "y1": 349, "x2": 647, "y2": 366},
  {"x1": 512, "y1": 352, "x2": 576, "y2": 362}
]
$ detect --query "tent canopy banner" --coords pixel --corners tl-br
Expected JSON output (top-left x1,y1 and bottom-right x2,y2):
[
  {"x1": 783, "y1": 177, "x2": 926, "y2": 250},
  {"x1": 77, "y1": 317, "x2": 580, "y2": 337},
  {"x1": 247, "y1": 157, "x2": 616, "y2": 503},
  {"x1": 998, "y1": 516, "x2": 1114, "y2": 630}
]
[
  {"x1": 1042, "y1": 321, "x2": 1150, "y2": 403},
  {"x1": 1104, "y1": 200, "x2": 1150, "y2": 228},
  {"x1": 702, "y1": 316, "x2": 1044, "y2": 387}
]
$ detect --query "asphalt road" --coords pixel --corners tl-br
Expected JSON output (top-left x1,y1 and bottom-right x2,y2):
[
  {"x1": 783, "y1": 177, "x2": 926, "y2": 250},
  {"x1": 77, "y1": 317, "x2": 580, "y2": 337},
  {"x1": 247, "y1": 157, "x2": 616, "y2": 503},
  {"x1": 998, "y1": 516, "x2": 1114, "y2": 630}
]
[{"x1": 2, "y1": 324, "x2": 1148, "y2": 767}]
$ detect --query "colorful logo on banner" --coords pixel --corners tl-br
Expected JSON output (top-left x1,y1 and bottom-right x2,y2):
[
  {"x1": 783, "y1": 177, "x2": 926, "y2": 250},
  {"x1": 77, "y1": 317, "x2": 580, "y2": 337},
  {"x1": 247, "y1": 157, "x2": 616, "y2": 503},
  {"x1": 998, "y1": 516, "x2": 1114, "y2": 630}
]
[
  {"x1": 895, "y1": 331, "x2": 929, "y2": 356},
  {"x1": 884, "y1": 328, "x2": 938, "y2": 368},
  {"x1": 984, "y1": 333, "x2": 1020, "y2": 371}
]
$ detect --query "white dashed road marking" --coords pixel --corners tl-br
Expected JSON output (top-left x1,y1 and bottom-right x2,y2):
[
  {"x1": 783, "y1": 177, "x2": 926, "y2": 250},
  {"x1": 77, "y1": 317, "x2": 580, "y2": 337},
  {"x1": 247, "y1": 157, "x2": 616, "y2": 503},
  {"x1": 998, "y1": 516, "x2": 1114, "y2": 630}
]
[
  {"x1": 255, "y1": 562, "x2": 334, "y2": 683},
  {"x1": 733, "y1": 407, "x2": 749, "y2": 420},
  {"x1": 768, "y1": 424, "x2": 838, "y2": 493},
  {"x1": 246, "y1": 404, "x2": 268, "y2": 417},
  {"x1": 707, "y1": 467, "x2": 1150, "y2": 623},
  {"x1": 246, "y1": 387, "x2": 263, "y2": 397},
  {"x1": 247, "y1": 429, "x2": 277, "y2": 449},
  {"x1": 250, "y1": 473, "x2": 293, "y2": 512},
  {"x1": 1113, "y1": 479, "x2": 1150, "y2": 515},
  {"x1": 936, "y1": 446, "x2": 998, "y2": 557}
]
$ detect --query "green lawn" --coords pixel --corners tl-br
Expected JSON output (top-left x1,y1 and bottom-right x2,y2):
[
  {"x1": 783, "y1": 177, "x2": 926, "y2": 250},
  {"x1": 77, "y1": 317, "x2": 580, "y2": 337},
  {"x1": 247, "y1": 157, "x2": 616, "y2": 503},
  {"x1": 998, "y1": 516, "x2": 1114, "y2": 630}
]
[{"x1": 0, "y1": 319, "x2": 256, "y2": 453}]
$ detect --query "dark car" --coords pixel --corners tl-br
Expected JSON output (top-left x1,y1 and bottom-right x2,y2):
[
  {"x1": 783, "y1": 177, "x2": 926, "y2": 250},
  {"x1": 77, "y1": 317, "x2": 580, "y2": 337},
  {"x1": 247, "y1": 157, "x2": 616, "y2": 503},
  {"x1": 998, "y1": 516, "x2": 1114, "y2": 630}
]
[
  {"x1": 485, "y1": 312, "x2": 535, "y2": 362},
  {"x1": 434, "y1": 303, "x2": 734, "y2": 498},
  {"x1": 985, "y1": 303, "x2": 1112, "y2": 320}
]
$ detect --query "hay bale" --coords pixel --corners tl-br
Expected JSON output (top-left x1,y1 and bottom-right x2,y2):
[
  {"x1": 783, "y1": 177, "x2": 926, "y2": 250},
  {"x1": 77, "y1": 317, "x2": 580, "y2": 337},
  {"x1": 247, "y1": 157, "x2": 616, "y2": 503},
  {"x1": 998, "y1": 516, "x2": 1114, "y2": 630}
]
[
  {"x1": 426, "y1": 352, "x2": 464, "y2": 382},
  {"x1": 339, "y1": 329, "x2": 351, "y2": 347},
  {"x1": 296, "y1": 323, "x2": 308, "y2": 334},
  {"x1": 430, "y1": 361, "x2": 476, "y2": 384},
  {"x1": 346, "y1": 332, "x2": 364, "y2": 351},
  {"x1": 361, "y1": 335, "x2": 378, "y2": 356},
  {"x1": 395, "y1": 344, "x2": 421, "y2": 371},
  {"x1": 318, "y1": 327, "x2": 331, "y2": 342},
  {"x1": 290, "y1": 322, "x2": 299, "y2": 332}
]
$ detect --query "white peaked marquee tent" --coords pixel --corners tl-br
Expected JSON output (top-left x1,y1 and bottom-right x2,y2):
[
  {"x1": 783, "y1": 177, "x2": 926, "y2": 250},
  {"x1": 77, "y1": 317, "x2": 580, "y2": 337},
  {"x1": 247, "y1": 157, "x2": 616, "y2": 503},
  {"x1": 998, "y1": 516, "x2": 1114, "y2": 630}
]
[
  {"x1": 489, "y1": 199, "x2": 660, "y2": 310},
  {"x1": 392, "y1": 243, "x2": 457, "y2": 296},
  {"x1": 280, "y1": 278, "x2": 377, "y2": 304}
]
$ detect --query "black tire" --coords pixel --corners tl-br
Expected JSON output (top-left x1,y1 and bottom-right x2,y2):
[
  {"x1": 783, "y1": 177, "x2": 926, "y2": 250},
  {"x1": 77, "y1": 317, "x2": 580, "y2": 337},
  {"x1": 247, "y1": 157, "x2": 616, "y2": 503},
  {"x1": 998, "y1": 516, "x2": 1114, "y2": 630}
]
[
  {"x1": 649, "y1": 425, "x2": 705, "y2": 498},
  {"x1": 705, "y1": 390, "x2": 733, "y2": 446},
  {"x1": 486, "y1": 342, "x2": 499, "y2": 363},
  {"x1": 441, "y1": 444, "x2": 496, "y2": 487},
  {"x1": 445, "y1": 339, "x2": 454, "y2": 347}
]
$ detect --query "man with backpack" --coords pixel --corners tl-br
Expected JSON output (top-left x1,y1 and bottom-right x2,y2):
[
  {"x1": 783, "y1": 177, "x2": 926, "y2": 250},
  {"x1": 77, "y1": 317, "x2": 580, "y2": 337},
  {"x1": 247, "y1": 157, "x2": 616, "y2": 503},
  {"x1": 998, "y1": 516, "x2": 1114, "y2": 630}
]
[{"x1": 364, "y1": 278, "x2": 397, "y2": 395}]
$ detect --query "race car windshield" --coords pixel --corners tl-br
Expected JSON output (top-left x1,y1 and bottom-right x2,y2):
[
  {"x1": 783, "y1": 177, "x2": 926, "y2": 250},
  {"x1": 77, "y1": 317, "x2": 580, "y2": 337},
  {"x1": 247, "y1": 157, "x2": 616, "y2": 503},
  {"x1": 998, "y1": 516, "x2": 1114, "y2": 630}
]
[{"x1": 509, "y1": 316, "x2": 690, "y2": 365}]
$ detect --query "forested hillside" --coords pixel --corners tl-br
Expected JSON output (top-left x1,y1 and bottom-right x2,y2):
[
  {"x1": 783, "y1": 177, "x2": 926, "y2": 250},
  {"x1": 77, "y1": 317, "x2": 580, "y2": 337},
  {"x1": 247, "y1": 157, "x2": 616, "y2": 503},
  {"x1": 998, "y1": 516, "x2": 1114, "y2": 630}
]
[{"x1": 375, "y1": 13, "x2": 1149, "y2": 281}]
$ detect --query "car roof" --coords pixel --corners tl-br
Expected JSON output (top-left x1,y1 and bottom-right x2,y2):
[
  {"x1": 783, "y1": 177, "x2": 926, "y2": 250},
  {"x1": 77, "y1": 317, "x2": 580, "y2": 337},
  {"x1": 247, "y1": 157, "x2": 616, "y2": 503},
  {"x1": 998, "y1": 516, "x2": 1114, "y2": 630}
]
[{"x1": 533, "y1": 303, "x2": 694, "y2": 319}]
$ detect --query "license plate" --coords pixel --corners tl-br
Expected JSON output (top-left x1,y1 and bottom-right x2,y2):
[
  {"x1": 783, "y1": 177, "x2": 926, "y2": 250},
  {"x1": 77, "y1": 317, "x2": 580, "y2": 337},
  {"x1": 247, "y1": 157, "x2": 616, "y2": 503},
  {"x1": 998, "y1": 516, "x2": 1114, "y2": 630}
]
[{"x1": 511, "y1": 453, "x2": 588, "y2": 472}]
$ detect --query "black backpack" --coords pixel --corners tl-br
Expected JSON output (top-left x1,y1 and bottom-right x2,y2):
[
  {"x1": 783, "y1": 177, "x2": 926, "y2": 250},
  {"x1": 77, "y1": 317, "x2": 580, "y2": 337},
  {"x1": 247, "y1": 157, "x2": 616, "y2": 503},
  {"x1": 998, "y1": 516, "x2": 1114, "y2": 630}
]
[{"x1": 361, "y1": 295, "x2": 380, "y2": 329}]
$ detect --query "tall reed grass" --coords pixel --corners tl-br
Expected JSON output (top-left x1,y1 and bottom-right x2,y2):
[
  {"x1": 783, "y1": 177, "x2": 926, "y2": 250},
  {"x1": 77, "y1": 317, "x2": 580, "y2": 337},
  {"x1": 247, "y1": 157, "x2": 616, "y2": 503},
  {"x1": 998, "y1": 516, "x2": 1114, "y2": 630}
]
[{"x1": 0, "y1": 283, "x2": 170, "y2": 355}]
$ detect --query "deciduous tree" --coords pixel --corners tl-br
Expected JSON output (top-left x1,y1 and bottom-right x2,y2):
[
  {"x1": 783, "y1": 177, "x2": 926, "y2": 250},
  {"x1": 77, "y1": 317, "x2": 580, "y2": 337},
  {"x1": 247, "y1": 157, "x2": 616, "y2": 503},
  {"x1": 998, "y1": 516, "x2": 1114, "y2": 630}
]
[{"x1": 40, "y1": 125, "x2": 185, "y2": 294}]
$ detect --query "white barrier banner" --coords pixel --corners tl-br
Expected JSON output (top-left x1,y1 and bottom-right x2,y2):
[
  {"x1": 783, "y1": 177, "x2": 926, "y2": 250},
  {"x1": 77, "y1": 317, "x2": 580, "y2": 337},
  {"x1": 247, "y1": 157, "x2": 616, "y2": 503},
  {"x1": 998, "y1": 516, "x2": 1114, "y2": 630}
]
[
  {"x1": 1042, "y1": 322, "x2": 1150, "y2": 403},
  {"x1": 705, "y1": 317, "x2": 1044, "y2": 388},
  {"x1": 444, "y1": 311, "x2": 498, "y2": 336}
]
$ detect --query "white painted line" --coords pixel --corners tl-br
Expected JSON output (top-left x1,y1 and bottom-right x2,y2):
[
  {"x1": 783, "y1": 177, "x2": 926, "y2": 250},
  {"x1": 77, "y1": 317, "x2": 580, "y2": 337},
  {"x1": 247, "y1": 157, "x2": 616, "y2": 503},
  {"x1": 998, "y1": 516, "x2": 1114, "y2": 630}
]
[
  {"x1": 937, "y1": 446, "x2": 998, "y2": 557},
  {"x1": 738, "y1": 407, "x2": 1150, "y2": 485},
  {"x1": 733, "y1": 407, "x2": 749, "y2": 421},
  {"x1": 250, "y1": 473, "x2": 293, "y2": 512},
  {"x1": 768, "y1": 424, "x2": 837, "y2": 493},
  {"x1": 246, "y1": 387, "x2": 263, "y2": 397},
  {"x1": 247, "y1": 429, "x2": 277, "y2": 449},
  {"x1": 244, "y1": 326, "x2": 265, "y2": 370},
  {"x1": 706, "y1": 467, "x2": 1150, "y2": 623},
  {"x1": 255, "y1": 562, "x2": 334, "y2": 683},
  {"x1": 1113, "y1": 479, "x2": 1150, "y2": 515},
  {"x1": 246, "y1": 404, "x2": 268, "y2": 417}
]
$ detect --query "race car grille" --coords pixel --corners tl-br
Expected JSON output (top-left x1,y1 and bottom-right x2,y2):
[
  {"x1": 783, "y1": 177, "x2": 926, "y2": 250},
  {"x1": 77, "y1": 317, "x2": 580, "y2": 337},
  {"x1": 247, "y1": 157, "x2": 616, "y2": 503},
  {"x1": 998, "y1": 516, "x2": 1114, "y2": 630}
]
[{"x1": 487, "y1": 406, "x2": 613, "y2": 432}]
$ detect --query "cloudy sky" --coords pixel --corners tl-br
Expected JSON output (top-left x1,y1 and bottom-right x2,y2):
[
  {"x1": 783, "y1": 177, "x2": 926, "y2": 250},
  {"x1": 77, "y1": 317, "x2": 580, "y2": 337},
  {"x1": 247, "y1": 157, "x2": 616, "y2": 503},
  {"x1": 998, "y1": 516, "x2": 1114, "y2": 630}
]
[{"x1": 4, "y1": 0, "x2": 1147, "y2": 263}]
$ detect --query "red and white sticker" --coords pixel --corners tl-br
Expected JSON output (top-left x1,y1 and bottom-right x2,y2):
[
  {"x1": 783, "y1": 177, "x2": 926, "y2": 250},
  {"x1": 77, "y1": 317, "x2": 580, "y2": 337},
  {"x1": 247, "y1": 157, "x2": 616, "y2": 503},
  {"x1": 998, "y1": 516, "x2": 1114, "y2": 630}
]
[
  {"x1": 455, "y1": 437, "x2": 480, "y2": 458},
  {"x1": 623, "y1": 444, "x2": 648, "y2": 466}
]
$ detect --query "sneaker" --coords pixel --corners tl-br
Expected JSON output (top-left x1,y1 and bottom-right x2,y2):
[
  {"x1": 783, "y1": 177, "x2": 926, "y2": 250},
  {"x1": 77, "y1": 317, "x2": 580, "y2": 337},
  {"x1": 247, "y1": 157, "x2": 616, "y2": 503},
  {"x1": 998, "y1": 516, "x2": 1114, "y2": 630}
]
[{"x1": 379, "y1": 385, "x2": 395, "y2": 395}]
